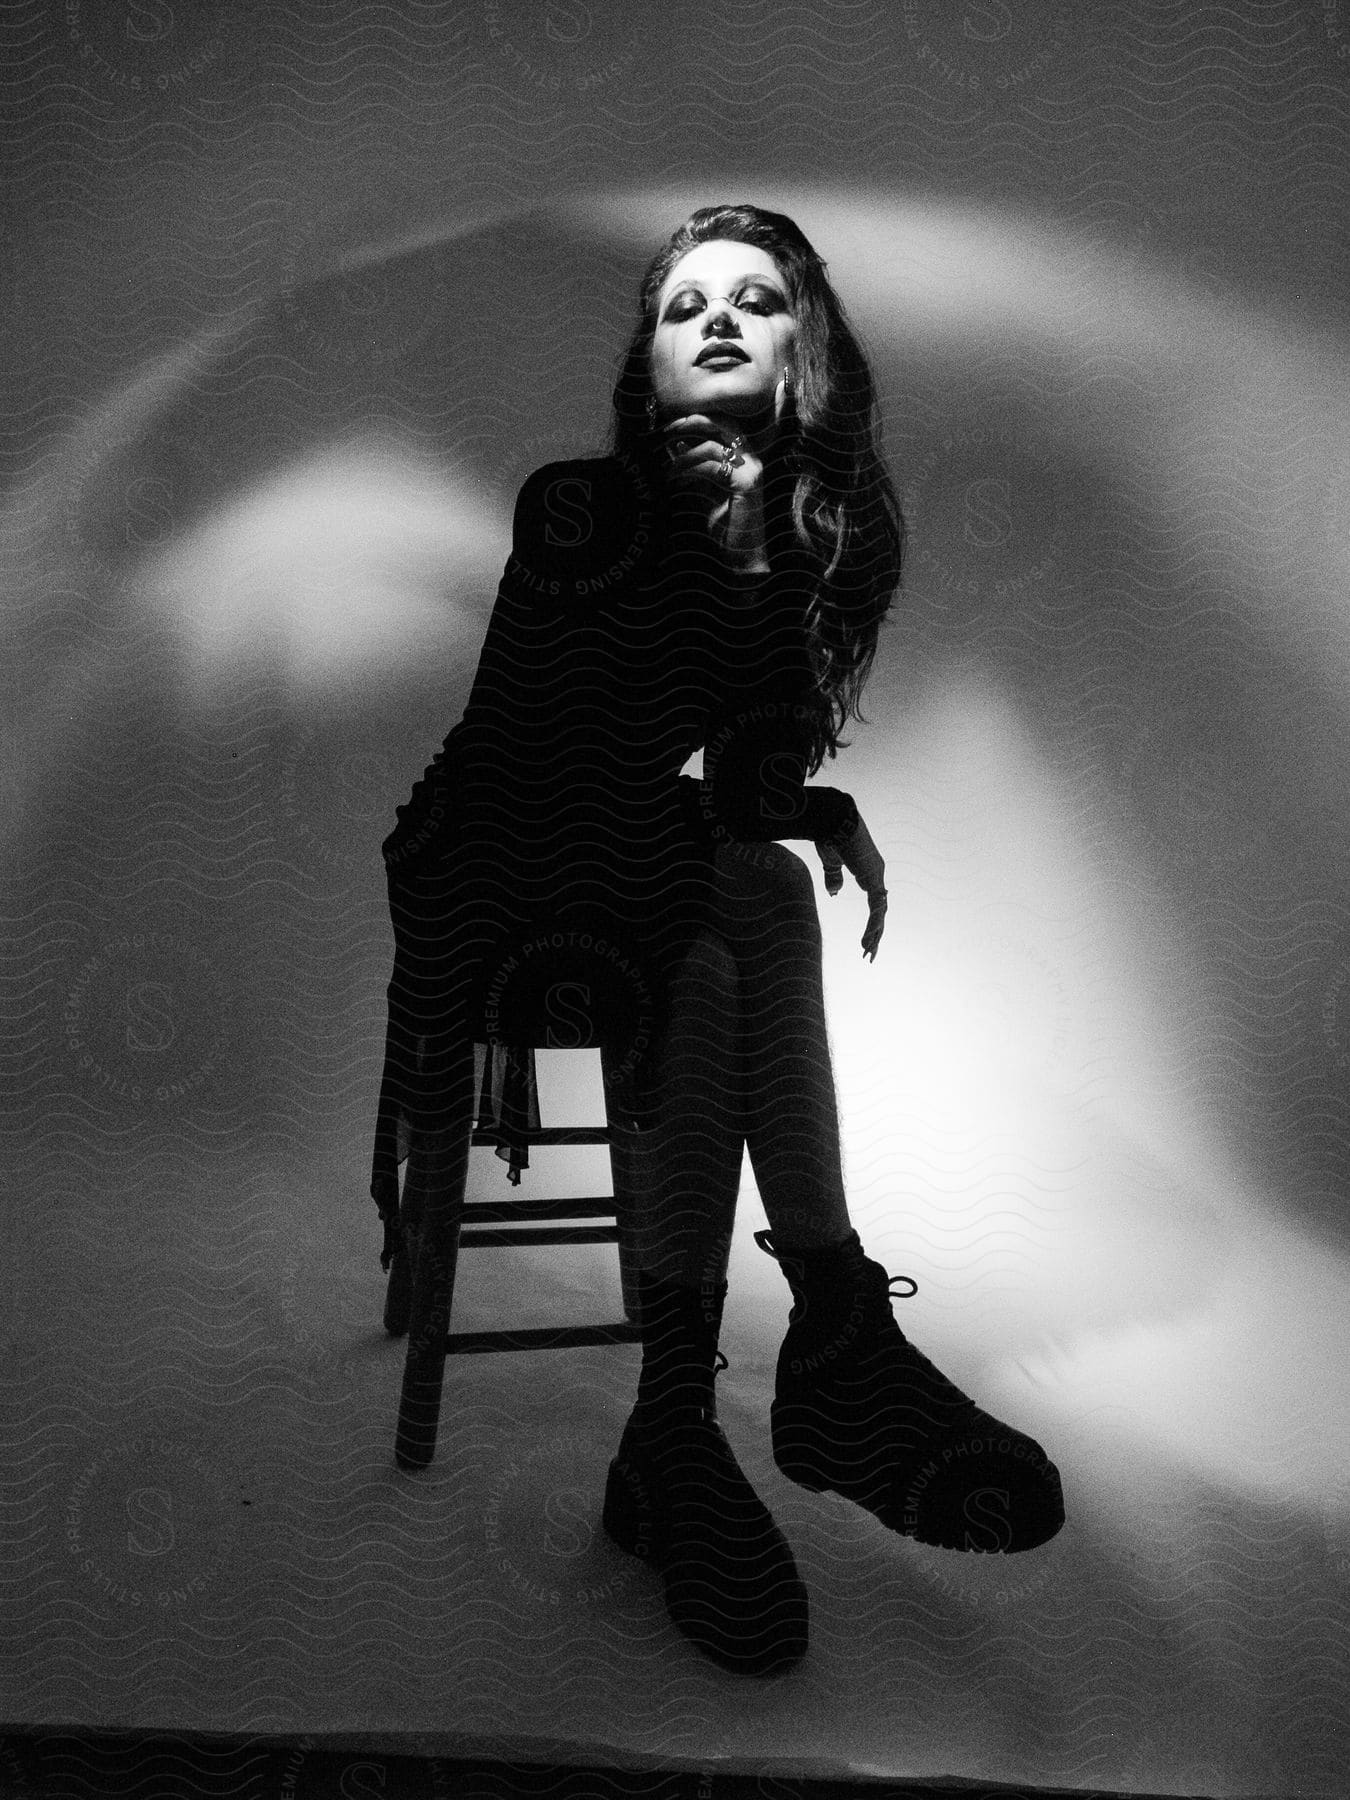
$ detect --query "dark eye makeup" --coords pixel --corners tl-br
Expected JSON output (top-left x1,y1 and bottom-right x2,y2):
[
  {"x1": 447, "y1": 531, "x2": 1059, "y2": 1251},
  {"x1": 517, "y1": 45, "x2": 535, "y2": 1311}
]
[{"x1": 662, "y1": 282, "x2": 785, "y2": 321}]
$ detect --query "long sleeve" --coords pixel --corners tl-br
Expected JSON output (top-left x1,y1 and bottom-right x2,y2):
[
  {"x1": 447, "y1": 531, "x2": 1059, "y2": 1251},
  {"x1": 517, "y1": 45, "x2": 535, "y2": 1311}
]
[
  {"x1": 692, "y1": 770, "x2": 859, "y2": 844},
  {"x1": 687, "y1": 559, "x2": 861, "y2": 847},
  {"x1": 382, "y1": 457, "x2": 861, "y2": 880},
  {"x1": 382, "y1": 459, "x2": 618, "y2": 875},
  {"x1": 382, "y1": 718, "x2": 467, "y2": 876},
  {"x1": 689, "y1": 725, "x2": 860, "y2": 846}
]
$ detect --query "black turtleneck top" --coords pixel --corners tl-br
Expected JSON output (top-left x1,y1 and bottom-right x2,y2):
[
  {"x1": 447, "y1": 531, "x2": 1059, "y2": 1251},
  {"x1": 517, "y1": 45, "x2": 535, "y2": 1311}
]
[
  {"x1": 383, "y1": 457, "x2": 860, "y2": 904},
  {"x1": 372, "y1": 455, "x2": 863, "y2": 1193}
]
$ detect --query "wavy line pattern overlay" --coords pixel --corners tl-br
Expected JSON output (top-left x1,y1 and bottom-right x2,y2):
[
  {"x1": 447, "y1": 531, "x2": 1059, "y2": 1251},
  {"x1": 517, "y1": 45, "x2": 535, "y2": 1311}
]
[{"x1": 2, "y1": 1, "x2": 1349, "y2": 1796}]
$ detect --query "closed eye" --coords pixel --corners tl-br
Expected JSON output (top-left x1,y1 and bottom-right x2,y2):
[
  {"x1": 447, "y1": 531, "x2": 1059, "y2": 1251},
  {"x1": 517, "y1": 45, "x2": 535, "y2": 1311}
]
[{"x1": 663, "y1": 284, "x2": 786, "y2": 322}]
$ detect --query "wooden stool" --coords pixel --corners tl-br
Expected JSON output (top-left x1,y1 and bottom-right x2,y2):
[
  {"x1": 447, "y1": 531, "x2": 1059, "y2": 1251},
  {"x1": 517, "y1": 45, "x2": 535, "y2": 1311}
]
[{"x1": 381, "y1": 1039, "x2": 643, "y2": 1469}]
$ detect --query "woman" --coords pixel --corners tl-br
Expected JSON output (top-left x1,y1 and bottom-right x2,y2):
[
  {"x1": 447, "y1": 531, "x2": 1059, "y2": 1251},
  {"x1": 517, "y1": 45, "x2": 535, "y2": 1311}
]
[{"x1": 376, "y1": 204, "x2": 1064, "y2": 1678}]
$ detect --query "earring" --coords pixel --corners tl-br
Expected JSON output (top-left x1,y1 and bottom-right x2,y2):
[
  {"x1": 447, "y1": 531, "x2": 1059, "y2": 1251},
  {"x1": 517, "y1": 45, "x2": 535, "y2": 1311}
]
[
  {"x1": 645, "y1": 395, "x2": 657, "y2": 431},
  {"x1": 782, "y1": 367, "x2": 794, "y2": 397}
]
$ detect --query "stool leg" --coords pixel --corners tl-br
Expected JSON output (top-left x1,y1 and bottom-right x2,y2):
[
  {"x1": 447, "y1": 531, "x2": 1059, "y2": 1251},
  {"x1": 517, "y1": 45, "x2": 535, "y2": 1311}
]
[
  {"x1": 383, "y1": 1115, "x2": 421, "y2": 1339},
  {"x1": 601, "y1": 1043, "x2": 644, "y2": 1324},
  {"x1": 395, "y1": 1040, "x2": 475, "y2": 1470},
  {"x1": 374, "y1": 1000, "x2": 412, "y2": 1335},
  {"x1": 382, "y1": 1169, "x2": 417, "y2": 1337}
]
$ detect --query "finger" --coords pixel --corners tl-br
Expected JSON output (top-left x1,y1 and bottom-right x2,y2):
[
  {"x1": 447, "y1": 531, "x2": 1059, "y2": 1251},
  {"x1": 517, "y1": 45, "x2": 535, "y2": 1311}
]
[
  {"x1": 666, "y1": 439, "x2": 730, "y2": 475},
  {"x1": 665, "y1": 448, "x2": 729, "y2": 490},
  {"x1": 667, "y1": 413, "x2": 737, "y2": 440},
  {"x1": 666, "y1": 435, "x2": 722, "y2": 460},
  {"x1": 666, "y1": 418, "x2": 755, "y2": 466},
  {"x1": 862, "y1": 901, "x2": 886, "y2": 959},
  {"x1": 665, "y1": 423, "x2": 733, "y2": 456},
  {"x1": 669, "y1": 448, "x2": 747, "y2": 497}
]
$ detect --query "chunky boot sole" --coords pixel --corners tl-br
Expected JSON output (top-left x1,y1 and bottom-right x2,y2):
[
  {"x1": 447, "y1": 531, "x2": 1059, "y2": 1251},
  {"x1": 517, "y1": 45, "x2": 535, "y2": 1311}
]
[
  {"x1": 602, "y1": 1419, "x2": 809, "y2": 1676},
  {"x1": 600, "y1": 1448, "x2": 658, "y2": 1562},
  {"x1": 770, "y1": 1386, "x2": 1065, "y2": 1554}
]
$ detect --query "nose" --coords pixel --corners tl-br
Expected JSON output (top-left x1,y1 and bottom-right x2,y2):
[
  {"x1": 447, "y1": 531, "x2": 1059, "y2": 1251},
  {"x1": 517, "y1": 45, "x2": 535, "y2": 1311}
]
[{"x1": 703, "y1": 296, "x2": 740, "y2": 337}]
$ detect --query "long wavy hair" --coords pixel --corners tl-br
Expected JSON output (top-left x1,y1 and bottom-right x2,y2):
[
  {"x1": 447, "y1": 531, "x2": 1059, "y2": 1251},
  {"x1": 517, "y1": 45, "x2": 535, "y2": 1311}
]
[{"x1": 610, "y1": 203, "x2": 903, "y2": 774}]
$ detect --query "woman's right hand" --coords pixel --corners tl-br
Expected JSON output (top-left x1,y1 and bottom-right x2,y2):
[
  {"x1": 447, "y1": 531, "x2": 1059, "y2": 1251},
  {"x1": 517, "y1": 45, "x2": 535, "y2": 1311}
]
[
  {"x1": 661, "y1": 412, "x2": 767, "y2": 502},
  {"x1": 817, "y1": 816, "x2": 887, "y2": 961}
]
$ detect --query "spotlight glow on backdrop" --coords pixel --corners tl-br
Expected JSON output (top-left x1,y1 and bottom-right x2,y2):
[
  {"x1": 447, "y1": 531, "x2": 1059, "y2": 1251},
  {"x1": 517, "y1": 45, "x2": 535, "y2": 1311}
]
[
  {"x1": 13, "y1": 181, "x2": 1350, "y2": 1527},
  {"x1": 136, "y1": 444, "x2": 508, "y2": 697}
]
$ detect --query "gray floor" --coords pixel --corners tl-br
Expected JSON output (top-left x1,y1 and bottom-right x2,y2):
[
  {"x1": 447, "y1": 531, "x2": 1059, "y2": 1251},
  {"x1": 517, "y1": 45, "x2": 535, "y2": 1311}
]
[{"x1": 3, "y1": 1072, "x2": 1346, "y2": 1799}]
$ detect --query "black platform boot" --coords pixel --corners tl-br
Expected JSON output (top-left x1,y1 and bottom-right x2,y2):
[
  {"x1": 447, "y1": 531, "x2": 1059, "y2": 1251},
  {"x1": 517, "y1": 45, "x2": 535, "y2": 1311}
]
[
  {"x1": 601, "y1": 1268, "x2": 809, "y2": 1675},
  {"x1": 755, "y1": 1229, "x2": 1065, "y2": 1554}
]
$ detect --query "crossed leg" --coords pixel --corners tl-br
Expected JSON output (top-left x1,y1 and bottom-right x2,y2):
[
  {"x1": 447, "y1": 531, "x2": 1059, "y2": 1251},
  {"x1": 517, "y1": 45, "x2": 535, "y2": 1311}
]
[
  {"x1": 719, "y1": 839, "x2": 853, "y2": 1250},
  {"x1": 627, "y1": 926, "x2": 744, "y2": 1289},
  {"x1": 629, "y1": 838, "x2": 854, "y2": 1288}
]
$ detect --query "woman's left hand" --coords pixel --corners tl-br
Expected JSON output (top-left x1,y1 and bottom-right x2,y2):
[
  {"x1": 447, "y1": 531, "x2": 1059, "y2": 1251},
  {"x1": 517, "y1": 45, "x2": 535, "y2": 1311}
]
[
  {"x1": 662, "y1": 413, "x2": 766, "y2": 499},
  {"x1": 817, "y1": 817, "x2": 887, "y2": 961}
]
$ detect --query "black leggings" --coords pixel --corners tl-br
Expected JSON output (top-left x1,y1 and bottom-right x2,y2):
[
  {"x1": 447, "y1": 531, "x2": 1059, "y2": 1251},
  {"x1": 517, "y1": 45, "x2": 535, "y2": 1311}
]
[
  {"x1": 391, "y1": 838, "x2": 853, "y2": 1291},
  {"x1": 628, "y1": 838, "x2": 852, "y2": 1287}
]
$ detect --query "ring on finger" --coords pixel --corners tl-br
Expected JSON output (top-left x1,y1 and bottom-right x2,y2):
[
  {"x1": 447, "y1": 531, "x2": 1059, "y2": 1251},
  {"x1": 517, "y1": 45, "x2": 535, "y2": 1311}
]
[{"x1": 717, "y1": 435, "x2": 746, "y2": 486}]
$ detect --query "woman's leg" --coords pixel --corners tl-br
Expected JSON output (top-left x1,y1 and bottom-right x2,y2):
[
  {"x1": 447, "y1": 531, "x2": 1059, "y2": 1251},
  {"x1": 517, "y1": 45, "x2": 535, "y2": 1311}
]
[
  {"x1": 628, "y1": 929, "x2": 744, "y2": 1291},
  {"x1": 711, "y1": 839, "x2": 854, "y2": 1250},
  {"x1": 605, "y1": 925, "x2": 810, "y2": 1675},
  {"x1": 708, "y1": 841, "x2": 1066, "y2": 1554}
]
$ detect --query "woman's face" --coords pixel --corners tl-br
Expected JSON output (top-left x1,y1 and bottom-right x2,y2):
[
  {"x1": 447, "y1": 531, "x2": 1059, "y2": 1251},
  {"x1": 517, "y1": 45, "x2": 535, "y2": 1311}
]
[{"x1": 649, "y1": 239, "x2": 796, "y2": 425}]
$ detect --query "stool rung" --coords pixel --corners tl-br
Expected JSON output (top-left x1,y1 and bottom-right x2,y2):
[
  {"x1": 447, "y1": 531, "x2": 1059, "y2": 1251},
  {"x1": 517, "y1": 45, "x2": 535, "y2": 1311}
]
[
  {"x1": 463, "y1": 1195, "x2": 618, "y2": 1223},
  {"x1": 446, "y1": 1322, "x2": 642, "y2": 1354},
  {"x1": 471, "y1": 1125, "x2": 612, "y2": 1147},
  {"x1": 459, "y1": 1223, "x2": 620, "y2": 1248}
]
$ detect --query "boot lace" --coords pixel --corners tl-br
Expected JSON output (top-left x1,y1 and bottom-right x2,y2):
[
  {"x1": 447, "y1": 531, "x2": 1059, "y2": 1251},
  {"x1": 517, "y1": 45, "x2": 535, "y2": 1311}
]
[{"x1": 754, "y1": 1227, "x2": 920, "y2": 1305}]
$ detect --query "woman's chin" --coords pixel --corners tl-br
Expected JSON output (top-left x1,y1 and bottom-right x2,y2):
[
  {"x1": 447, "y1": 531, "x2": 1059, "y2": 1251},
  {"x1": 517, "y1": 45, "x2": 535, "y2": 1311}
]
[
  {"x1": 670, "y1": 376, "x2": 775, "y2": 418},
  {"x1": 708, "y1": 391, "x2": 773, "y2": 421}
]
